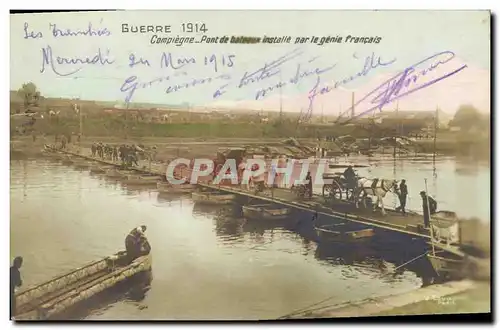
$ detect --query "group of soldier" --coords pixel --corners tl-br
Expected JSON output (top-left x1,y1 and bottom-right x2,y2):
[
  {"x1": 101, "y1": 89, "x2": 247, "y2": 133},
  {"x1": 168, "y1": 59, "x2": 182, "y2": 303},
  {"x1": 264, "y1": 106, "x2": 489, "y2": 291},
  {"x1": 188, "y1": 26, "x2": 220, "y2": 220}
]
[{"x1": 90, "y1": 142, "x2": 147, "y2": 167}]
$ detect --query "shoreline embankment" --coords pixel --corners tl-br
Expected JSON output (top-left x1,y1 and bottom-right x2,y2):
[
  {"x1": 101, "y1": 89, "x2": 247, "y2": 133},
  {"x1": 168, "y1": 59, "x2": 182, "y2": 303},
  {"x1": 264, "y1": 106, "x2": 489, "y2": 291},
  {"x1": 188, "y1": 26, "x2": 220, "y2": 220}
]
[{"x1": 288, "y1": 280, "x2": 490, "y2": 318}]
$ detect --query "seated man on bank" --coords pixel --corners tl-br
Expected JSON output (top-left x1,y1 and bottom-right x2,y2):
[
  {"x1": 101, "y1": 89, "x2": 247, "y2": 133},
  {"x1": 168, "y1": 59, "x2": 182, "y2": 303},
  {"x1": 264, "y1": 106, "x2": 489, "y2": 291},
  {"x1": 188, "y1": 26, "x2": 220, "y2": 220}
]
[{"x1": 125, "y1": 225, "x2": 151, "y2": 263}]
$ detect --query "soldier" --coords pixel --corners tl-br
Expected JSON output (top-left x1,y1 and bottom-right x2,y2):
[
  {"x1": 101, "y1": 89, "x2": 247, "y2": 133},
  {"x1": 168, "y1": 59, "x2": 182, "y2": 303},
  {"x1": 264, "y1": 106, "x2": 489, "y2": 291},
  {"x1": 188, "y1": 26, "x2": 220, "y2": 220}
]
[
  {"x1": 113, "y1": 146, "x2": 119, "y2": 162},
  {"x1": 125, "y1": 226, "x2": 151, "y2": 263},
  {"x1": 10, "y1": 256, "x2": 23, "y2": 319},
  {"x1": 420, "y1": 191, "x2": 438, "y2": 228},
  {"x1": 305, "y1": 171, "x2": 313, "y2": 198},
  {"x1": 60, "y1": 135, "x2": 67, "y2": 149},
  {"x1": 395, "y1": 179, "x2": 408, "y2": 215}
]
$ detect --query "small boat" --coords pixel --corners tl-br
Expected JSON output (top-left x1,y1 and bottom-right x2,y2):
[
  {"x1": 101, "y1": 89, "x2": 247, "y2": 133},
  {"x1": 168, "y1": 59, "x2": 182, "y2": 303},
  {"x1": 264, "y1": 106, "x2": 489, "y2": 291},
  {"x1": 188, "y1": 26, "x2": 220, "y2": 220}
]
[
  {"x1": 105, "y1": 168, "x2": 134, "y2": 179},
  {"x1": 432, "y1": 211, "x2": 459, "y2": 227},
  {"x1": 242, "y1": 204, "x2": 291, "y2": 221},
  {"x1": 157, "y1": 181, "x2": 196, "y2": 193},
  {"x1": 14, "y1": 251, "x2": 152, "y2": 320},
  {"x1": 123, "y1": 174, "x2": 162, "y2": 185},
  {"x1": 60, "y1": 156, "x2": 74, "y2": 166},
  {"x1": 427, "y1": 251, "x2": 465, "y2": 280},
  {"x1": 89, "y1": 165, "x2": 113, "y2": 174},
  {"x1": 72, "y1": 160, "x2": 94, "y2": 169},
  {"x1": 315, "y1": 223, "x2": 375, "y2": 243},
  {"x1": 191, "y1": 191, "x2": 235, "y2": 205}
]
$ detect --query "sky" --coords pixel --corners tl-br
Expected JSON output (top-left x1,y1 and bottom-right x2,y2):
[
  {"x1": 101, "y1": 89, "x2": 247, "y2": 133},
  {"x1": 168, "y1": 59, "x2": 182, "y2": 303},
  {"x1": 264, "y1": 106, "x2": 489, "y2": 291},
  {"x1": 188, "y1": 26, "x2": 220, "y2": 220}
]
[{"x1": 10, "y1": 10, "x2": 490, "y2": 114}]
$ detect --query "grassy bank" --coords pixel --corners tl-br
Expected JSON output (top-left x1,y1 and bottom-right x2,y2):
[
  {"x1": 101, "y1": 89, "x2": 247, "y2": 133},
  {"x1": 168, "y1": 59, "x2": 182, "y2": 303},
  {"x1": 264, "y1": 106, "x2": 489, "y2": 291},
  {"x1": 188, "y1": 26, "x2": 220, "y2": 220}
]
[
  {"x1": 25, "y1": 118, "x2": 307, "y2": 138},
  {"x1": 14, "y1": 118, "x2": 490, "y2": 157},
  {"x1": 375, "y1": 282, "x2": 491, "y2": 316}
]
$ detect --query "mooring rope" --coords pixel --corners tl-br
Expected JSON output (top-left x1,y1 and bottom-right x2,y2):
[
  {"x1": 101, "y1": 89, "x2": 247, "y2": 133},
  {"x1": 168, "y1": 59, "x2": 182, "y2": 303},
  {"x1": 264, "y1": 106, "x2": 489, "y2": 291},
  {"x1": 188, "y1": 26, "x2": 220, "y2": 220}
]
[
  {"x1": 277, "y1": 294, "x2": 340, "y2": 319},
  {"x1": 384, "y1": 252, "x2": 428, "y2": 276}
]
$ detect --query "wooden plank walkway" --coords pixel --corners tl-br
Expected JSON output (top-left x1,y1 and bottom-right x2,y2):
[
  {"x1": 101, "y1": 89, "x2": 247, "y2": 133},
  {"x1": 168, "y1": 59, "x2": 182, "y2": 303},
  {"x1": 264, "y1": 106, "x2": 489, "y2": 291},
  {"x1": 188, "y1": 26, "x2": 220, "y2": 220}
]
[{"x1": 199, "y1": 182, "x2": 430, "y2": 238}]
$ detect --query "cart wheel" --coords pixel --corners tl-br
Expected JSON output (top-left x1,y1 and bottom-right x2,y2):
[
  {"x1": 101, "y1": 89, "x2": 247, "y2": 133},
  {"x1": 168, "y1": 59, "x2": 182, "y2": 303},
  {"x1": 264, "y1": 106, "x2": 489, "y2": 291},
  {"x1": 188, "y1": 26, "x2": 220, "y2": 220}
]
[
  {"x1": 323, "y1": 184, "x2": 342, "y2": 202},
  {"x1": 331, "y1": 186, "x2": 343, "y2": 200},
  {"x1": 322, "y1": 185, "x2": 332, "y2": 203},
  {"x1": 346, "y1": 188, "x2": 356, "y2": 201},
  {"x1": 322, "y1": 184, "x2": 332, "y2": 197}
]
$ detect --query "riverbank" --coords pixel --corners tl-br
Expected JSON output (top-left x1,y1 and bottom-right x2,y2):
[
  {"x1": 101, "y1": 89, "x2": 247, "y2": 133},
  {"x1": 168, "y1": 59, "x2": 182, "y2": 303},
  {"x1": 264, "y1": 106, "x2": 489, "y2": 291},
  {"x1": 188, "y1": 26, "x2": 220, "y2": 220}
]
[
  {"x1": 9, "y1": 136, "x2": 302, "y2": 162},
  {"x1": 375, "y1": 281, "x2": 491, "y2": 316},
  {"x1": 10, "y1": 133, "x2": 490, "y2": 161},
  {"x1": 13, "y1": 115, "x2": 490, "y2": 158},
  {"x1": 289, "y1": 280, "x2": 490, "y2": 319}
]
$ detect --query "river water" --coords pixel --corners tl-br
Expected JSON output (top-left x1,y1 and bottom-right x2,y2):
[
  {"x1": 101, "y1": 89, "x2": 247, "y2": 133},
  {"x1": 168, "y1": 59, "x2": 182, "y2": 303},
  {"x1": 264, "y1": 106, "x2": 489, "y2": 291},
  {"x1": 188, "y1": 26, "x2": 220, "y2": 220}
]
[{"x1": 9, "y1": 156, "x2": 489, "y2": 320}]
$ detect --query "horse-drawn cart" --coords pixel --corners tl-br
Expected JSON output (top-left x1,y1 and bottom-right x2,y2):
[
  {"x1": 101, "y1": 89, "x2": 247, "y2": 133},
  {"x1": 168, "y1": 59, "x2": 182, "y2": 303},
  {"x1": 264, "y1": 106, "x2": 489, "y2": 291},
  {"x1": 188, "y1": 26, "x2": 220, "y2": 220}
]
[{"x1": 321, "y1": 163, "x2": 369, "y2": 202}]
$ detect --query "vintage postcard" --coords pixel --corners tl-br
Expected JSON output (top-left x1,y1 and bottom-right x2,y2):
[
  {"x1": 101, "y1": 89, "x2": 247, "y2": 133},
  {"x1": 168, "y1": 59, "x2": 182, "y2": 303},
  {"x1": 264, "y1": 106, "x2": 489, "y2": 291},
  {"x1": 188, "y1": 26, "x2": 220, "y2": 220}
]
[{"x1": 9, "y1": 10, "x2": 491, "y2": 321}]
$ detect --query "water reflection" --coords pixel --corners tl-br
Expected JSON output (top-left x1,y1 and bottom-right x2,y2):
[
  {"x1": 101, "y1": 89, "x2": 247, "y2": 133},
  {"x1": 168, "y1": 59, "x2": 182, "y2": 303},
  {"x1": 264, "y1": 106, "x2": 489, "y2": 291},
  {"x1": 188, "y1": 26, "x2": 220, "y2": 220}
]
[
  {"x1": 11, "y1": 157, "x2": 482, "y2": 319},
  {"x1": 192, "y1": 202, "x2": 227, "y2": 216},
  {"x1": 157, "y1": 192, "x2": 186, "y2": 203},
  {"x1": 213, "y1": 212, "x2": 246, "y2": 241},
  {"x1": 54, "y1": 271, "x2": 153, "y2": 320}
]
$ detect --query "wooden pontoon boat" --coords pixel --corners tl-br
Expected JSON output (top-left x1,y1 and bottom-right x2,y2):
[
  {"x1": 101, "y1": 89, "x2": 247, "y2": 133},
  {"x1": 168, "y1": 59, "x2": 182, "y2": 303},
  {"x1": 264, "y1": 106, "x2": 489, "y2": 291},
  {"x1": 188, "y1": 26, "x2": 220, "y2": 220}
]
[
  {"x1": 123, "y1": 174, "x2": 162, "y2": 185},
  {"x1": 89, "y1": 165, "x2": 114, "y2": 174},
  {"x1": 14, "y1": 251, "x2": 152, "y2": 320},
  {"x1": 157, "y1": 181, "x2": 196, "y2": 193},
  {"x1": 105, "y1": 168, "x2": 134, "y2": 179},
  {"x1": 191, "y1": 191, "x2": 235, "y2": 205},
  {"x1": 426, "y1": 251, "x2": 465, "y2": 280},
  {"x1": 242, "y1": 204, "x2": 291, "y2": 221},
  {"x1": 72, "y1": 161, "x2": 92, "y2": 170},
  {"x1": 60, "y1": 156, "x2": 74, "y2": 166},
  {"x1": 315, "y1": 223, "x2": 375, "y2": 243}
]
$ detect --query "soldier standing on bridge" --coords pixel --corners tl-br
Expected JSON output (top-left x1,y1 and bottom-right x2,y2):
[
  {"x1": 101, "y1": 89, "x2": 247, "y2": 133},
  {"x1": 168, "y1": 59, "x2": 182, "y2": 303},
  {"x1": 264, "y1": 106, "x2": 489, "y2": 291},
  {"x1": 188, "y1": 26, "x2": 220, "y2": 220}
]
[
  {"x1": 60, "y1": 135, "x2": 67, "y2": 149},
  {"x1": 305, "y1": 171, "x2": 313, "y2": 198},
  {"x1": 420, "y1": 191, "x2": 437, "y2": 228},
  {"x1": 395, "y1": 179, "x2": 408, "y2": 215}
]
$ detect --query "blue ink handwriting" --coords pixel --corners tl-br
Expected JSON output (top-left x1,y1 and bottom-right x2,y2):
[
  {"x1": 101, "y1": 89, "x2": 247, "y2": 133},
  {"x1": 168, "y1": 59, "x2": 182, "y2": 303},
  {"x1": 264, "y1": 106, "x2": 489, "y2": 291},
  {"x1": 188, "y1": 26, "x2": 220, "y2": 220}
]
[
  {"x1": 24, "y1": 22, "x2": 43, "y2": 39},
  {"x1": 298, "y1": 76, "x2": 334, "y2": 124},
  {"x1": 336, "y1": 51, "x2": 466, "y2": 124},
  {"x1": 204, "y1": 54, "x2": 236, "y2": 73},
  {"x1": 40, "y1": 45, "x2": 114, "y2": 76},
  {"x1": 120, "y1": 72, "x2": 187, "y2": 104},
  {"x1": 254, "y1": 57, "x2": 336, "y2": 100},
  {"x1": 129, "y1": 54, "x2": 150, "y2": 68},
  {"x1": 213, "y1": 83, "x2": 229, "y2": 99},
  {"x1": 237, "y1": 48, "x2": 304, "y2": 88},
  {"x1": 166, "y1": 74, "x2": 232, "y2": 94},
  {"x1": 160, "y1": 53, "x2": 197, "y2": 70},
  {"x1": 301, "y1": 52, "x2": 396, "y2": 123},
  {"x1": 49, "y1": 20, "x2": 111, "y2": 38}
]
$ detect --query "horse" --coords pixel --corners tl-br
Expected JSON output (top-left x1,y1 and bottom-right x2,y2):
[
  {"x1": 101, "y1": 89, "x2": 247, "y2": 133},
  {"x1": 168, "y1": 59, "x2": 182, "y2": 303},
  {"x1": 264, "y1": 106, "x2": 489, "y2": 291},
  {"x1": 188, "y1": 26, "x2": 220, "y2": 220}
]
[{"x1": 354, "y1": 178, "x2": 399, "y2": 215}]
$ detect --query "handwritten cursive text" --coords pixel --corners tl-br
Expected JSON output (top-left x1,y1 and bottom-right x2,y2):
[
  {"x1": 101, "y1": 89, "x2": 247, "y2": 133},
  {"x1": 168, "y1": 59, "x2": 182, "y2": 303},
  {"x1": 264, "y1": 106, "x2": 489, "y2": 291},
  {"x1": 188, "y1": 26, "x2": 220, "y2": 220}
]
[
  {"x1": 40, "y1": 45, "x2": 114, "y2": 76},
  {"x1": 254, "y1": 57, "x2": 336, "y2": 100},
  {"x1": 238, "y1": 48, "x2": 304, "y2": 88},
  {"x1": 49, "y1": 20, "x2": 111, "y2": 38},
  {"x1": 336, "y1": 51, "x2": 467, "y2": 124},
  {"x1": 23, "y1": 22, "x2": 43, "y2": 39},
  {"x1": 301, "y1": 52, "x2": 396, "y2": 123},
  {"x1": 160, "y1": 52, "x2": 196, "y2": 70}
]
